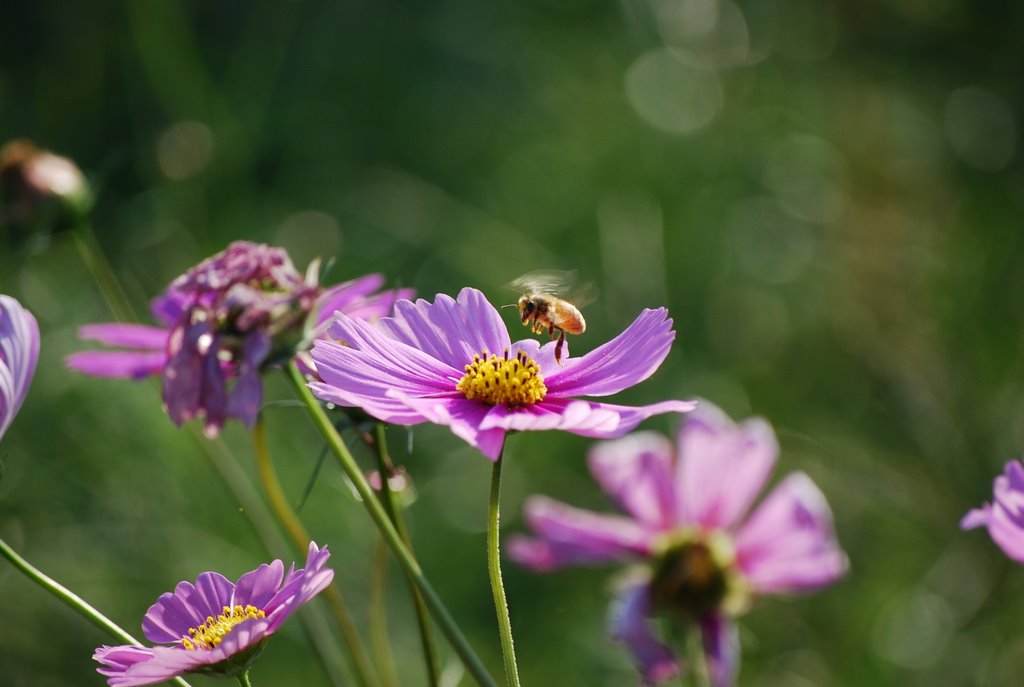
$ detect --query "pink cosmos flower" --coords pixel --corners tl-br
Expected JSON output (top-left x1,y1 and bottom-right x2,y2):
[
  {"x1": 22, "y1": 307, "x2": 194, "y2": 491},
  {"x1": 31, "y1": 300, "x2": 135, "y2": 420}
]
[
  {"x1": 93, "y1": 542, "x2": 333, "y2": 686},
  {"x1": 961, "y1": 459, "x2": 1024, "y2": 563},
  {"x1": 309, "y1": 287, "x2": 696, "y2": 461},
  {"x1": 509, "y1": 402, "x2": 848, "y2": 686},
  {"x1": 67, "y1": 241, "x2": 412, "y2": 437},
  {"x1": 0, "y1": 295, "x2": 39, "y2": 441}
]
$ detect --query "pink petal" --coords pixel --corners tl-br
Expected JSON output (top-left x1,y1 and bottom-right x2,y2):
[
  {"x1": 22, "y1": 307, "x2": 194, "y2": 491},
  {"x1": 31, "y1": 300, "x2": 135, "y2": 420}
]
[
  {"x1": 0, "y1": 296, "x2": 39, "y2": 439},
  {"x1": 700, "y1": 615, "x2": 740, "y2": 687},
  {"x1": 676, "y1": 402, "x2": 778, "y2": 531},
  {"x1": 315, "y1": 273, "x2": 386, "y2": 323},
  {"x1": 373, "y1": 288, "x2": 511, "y2": 370},
  {"x1": 734, "y1": 472, "x2": 848, "y2": 594},
  {"x1": 78, "y1": 323, "x2": 170, "y2": 349},
  {"x1": 66, "y1": 350, "x2": 167, "y2": 380},
  {"x1": 309, "y1": 322, "x2": 460, "y2": 424},
  {"x1": 544, "y1": 308, "x2": 676, "y2": 397},
  {"x1": 391, "y1": 393, "x2": 507, "y2": 460},
  {"x1": 977, "y1": 460, "x2": 1024, "y2": 563},
  {"x1": 507, "y1": 496, "x2": 653, "y2": 570},
  {"x1": 588, "y1": 432, "x2": 679, "y2": 530},
  {"x1": 960, "y1": 504, "x2": 991, "y2": 530},
  {"x1": 233, "y1": 560, "x2": 285, "y2": 609},
  {"x1": 609, "y1": 584, "x2": 681, "y2": 685}
]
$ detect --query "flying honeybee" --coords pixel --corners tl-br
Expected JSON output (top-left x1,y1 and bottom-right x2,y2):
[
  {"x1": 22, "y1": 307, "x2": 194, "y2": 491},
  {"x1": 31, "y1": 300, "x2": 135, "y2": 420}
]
[{"x1": 508, "y1": 270, "x2": 594, "y2": 365}]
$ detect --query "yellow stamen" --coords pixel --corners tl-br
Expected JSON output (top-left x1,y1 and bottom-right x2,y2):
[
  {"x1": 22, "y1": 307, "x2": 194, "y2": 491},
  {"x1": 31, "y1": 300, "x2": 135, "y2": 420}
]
[
  {"x1": 180, "y1": 604, "x2": 266, "y2": 651},
  {"x1": 456, "y1": 348, "x2": 546, "y2": 407}
]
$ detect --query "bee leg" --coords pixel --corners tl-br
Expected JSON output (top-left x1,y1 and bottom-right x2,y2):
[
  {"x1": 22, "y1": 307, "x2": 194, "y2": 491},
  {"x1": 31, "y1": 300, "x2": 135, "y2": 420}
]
[
  {"x1": 555, "y1": 330, "x2": 566, "y2": 365},
  {"x1": 548, "y1": 324, "x2": 556, "y2": 340}
]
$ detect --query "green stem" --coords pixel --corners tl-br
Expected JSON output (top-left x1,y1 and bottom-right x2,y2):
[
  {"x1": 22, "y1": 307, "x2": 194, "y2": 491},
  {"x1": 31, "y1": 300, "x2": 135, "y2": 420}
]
[
  {"x1": 237, "y1": 670, "x2": 254, "y2": 687},
  {"x1": 686, "y1": 631, "x2": 709, "y2": 687},
  {"x1": 487, "y1": 452, "x2": 521, "y2": 687},
  {"x1": 285, "y1": 362, "x2": 498, "y2": 687},
  {"x1": 71, "y1": 220, "x2": 136, "y2": 323},
  {"x1": 252, "y1": 416, "x2": 379, "y2": 687},
  {"x1": 0, "y1": 537, "x2": 193, "y2": 687},
  {"x1": 369, "y1": 535, "x2": 399, "y2": 687},
  {"x1": 371, "y1": 423, "x2": 442, "y2": 687}
]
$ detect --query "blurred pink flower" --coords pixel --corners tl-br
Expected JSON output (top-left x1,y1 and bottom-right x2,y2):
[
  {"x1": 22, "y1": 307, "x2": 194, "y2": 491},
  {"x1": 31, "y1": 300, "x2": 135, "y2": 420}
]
[
  {"x1": 509, "y1": 401, "x2": 848, "y2": 686},
  {"x1": 67, "y1": 241, "x2": 411, "y2": 436},
  {"x1": 962, "y1": 459, "x2": 1024, "y2": 563}
]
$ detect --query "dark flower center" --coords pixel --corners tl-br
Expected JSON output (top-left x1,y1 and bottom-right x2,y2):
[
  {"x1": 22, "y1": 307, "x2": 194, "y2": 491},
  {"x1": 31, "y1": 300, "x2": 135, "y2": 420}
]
[
  {"x1": 456, "y1": 348, "x2": 547, "y2": 406},
  {"x1": 649, "y1": 542, "x2": 730, "y2": 619}
]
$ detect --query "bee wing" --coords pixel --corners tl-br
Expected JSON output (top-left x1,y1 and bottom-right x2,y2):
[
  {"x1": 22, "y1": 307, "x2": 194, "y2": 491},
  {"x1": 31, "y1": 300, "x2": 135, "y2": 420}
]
[
  {"x1": 565, "y1": 280, "x2": 597, "y2": 308},
  {"x1": 507, "y1": 269, "x2": 579, "y2": 296}
]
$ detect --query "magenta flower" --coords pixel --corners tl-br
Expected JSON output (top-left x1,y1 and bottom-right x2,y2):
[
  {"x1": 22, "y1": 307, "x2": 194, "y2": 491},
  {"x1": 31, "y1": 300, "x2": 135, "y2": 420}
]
[
  {"x1": 962, "y1": 459, "x2": 1024, "y2": 563},
  {"x1": 93, "y1": 542, "x2": 333, "y2": 686},
  {"x1": 0, "y1": 295, "x2": 39, "y2": 441},
  {"x1": 509, "y1": 402, "x2": 848, "y2": 686},
  {"x1": 309, "y1": 287, "x2": 696, "y2": 461},
  {"x1": 67, "y1": 241, "x2": 411, "y2": 436}
]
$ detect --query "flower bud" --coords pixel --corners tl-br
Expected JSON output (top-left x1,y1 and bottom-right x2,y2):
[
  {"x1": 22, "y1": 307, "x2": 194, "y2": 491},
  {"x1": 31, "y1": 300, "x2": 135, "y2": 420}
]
[{"x1": 0, "y1": 139, "x2": 91, "y2": 230}]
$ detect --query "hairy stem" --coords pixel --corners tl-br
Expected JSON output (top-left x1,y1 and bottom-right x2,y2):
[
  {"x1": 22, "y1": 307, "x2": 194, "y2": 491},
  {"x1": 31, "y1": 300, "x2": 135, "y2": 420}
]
[{"x1": 487, "y1": 452, "x2": 521, "y2": 687}]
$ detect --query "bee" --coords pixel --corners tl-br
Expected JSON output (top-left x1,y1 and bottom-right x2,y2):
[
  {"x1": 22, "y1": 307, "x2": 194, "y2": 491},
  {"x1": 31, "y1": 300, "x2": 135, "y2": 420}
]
[{"x1": 508, "y1": 270, "x2": 593, "y2": 365}]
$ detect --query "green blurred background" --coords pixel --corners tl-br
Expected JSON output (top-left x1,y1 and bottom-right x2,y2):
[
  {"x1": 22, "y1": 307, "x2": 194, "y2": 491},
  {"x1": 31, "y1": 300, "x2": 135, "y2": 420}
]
[{"x1": 2, "y1": 0, "x2": 1024, "y2": 685}]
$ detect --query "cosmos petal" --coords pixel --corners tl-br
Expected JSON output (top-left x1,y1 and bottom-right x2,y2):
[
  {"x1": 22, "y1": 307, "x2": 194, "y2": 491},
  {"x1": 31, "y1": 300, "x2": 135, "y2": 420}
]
[
  {"x1": 545, "y1": 308, "x2": 676, "y2": 397},
  {"x1": 609, "y1": 584, "x2": 681, "y2": 685},
  {"x1": 735, "y1": 473, "x2": 848, "y2": 594},
  {"x1": 588, "y1": 431, "x2": 679, "y2": 530},
  {"x1": 507, "y1": 496, "x2": 654, "y2": 570},
  {"x1": 676, "y1": 401, "x2": 778, "y2": 531},
  {"x1": 700, "y1": 615, "x2": 740, "y2": 687}
]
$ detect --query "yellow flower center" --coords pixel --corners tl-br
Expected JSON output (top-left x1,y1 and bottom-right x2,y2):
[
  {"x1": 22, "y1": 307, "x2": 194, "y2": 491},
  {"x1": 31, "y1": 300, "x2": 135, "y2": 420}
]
[
  {"x1": 456, "y1": 348, "x2": 547, "y2": 406},
  {"x1": 181, "y1": 604, "x2": 266, "y2": 651}
]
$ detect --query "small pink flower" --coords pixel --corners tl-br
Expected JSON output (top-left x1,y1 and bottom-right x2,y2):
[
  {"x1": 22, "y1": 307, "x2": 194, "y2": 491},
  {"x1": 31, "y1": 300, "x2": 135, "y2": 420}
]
[
  {"x1": 509, "y1": 401, "x2": 848, "y2": 686},
  {"x1": 309, "y1": 287, "x2": 696, "y2": 461},
  {"x1": 94, "y1": 542, "x2": 333, "y2": 686},
  {"x1": 962, "y1": 459, "x2": 1024, "y2": 563}
]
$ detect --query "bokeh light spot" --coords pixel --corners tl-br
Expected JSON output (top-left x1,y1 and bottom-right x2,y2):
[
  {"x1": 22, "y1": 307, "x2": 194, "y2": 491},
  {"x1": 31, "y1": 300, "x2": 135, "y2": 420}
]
[
  {"x1": 944, "y1": 87, "x2": 1017, "y2": 172},
  {"x1": 625, "y1": 48, "x2": 721, "y2": 134},
  {"x1": 156, "y1": 121, "x2": 213, "y2": 180}
]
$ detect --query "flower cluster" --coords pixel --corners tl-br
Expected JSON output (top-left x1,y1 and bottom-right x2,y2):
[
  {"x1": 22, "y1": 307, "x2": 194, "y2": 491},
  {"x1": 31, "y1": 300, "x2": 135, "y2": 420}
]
[
  {"x1": 94, "y1": 542, "x2": 333, "y2": 686},
  {"x1": 68, "y1": 241, "x2": 411, "y2": 436},
  {"x1": 509, "y1": 402, "x2": 848, "y2": 685}
]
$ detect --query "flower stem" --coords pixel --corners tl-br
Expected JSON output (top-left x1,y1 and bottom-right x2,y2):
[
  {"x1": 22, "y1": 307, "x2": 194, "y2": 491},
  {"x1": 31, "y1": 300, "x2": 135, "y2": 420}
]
[
  {"x1": 370, "y1": 535, "x2": 399, "y2": 687},
  {"x1": 252, "y1": 416, "x2": 379, "y2": 687},
  {"x1": 686, "y1": 632, "x2": 710, "y2": 687},
  {"x1": 285, "y1": 362, "x2": 498, "y2": 687},
  {"x1": 71, "y1": 220, "x2": 136, "y2": 323},
  {"x1": 0, "y1": 537, "x2": 193, "y2": 687},
  {"x1": 371, "y1": 423, "x2": 441, "y2": 687},
  {"x1": 487, "y1": 452, "x2": 521, "y2": 687},
  {"x1": 237, "y1": 671, "x2": 254, "y2": 687}
]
